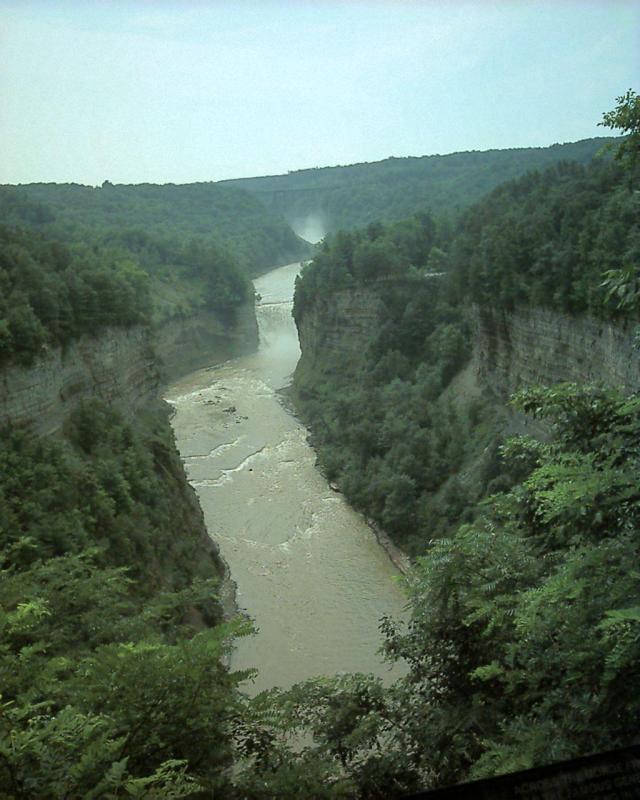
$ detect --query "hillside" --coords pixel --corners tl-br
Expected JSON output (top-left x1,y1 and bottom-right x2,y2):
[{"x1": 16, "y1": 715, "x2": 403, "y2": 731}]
[
  {"x1": 284, "y1": 129, "x2": 640, "y2": 790},
  {"x1": 0, "y1": 181, "x2": 310, "y2": 277},
  {"x1": 0, "y1": 185, "x2": 287, "y2": 336},
  {"x1": 221, "y1": 136, "x2": 617, "y2": 235},
  {"x1": 0, "y1": 207, "x2": 261, "y2": 793}
]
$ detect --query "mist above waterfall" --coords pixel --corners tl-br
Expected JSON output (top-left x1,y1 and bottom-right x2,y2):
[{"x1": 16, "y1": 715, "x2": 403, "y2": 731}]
[{"x1": 291, "y1": 215, "x2": 327, "y2": 244}]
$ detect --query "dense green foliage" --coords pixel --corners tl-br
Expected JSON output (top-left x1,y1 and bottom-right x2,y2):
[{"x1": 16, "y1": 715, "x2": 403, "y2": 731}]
[
  {"x1": 279, "y1": 95, "x2": 640, "y2": 796},
  {"x1": 95, "y1": 229, "x2": 250, "y2": 324},
  {"x1": 0, "y1": 402, "x2": 255, "y2": 796},
  {"x1": 252, "y1": 386, "x2": 640, "y2": 795},
  {"x1": 448, "y1": 158, "x2": 639, "y2": 315},
  {"x1": 223, "y1": 137, "x2": 615, "y2": 234},
  {"x1": 0, "y1": 179, "x2": 309, "y2": 359},
  {"x1": 600, "y1": 88, "x2": 640, "y2": 172},
  {"x1": 0, "y1": 225, "x2": 150, "y2": 365},
  {"x1": 2, "y1": 401, "x2": 225, "y2": 593},
  {"x1": 293, "y1": 216, "x2": 501, "y2": 555},
  {"x1": 1, "y1": 181, "x2": 309, "y2": 277},
  {"x1": 292, "y1": 110, "x2": 639, "y2": 554}
]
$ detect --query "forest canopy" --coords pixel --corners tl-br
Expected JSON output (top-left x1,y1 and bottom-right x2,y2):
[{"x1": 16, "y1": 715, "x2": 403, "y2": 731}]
[
  {"x1": 0, "y1": 181, "x2": 309, "y2": 277},
  {"x1": 0, "y1": 225, "x2": 150, "y2": 365},
  {"x1": 0, "y1": 178, "x2": 311, "y2": 363},
  {"x1": 223, "y1": 136, "x2": 617, "y2": 234},
  {"x1": 0, "y1": 401, "x2": 252, "y2": 796}
]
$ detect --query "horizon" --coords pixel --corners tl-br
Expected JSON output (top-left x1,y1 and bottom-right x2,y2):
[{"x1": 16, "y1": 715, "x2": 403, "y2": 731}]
[{"x1": 3, "y1": 133, "x2": 620, "y2": 189}]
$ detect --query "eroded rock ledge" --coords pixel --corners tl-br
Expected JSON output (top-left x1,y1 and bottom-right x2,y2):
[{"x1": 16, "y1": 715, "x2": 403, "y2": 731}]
[{"x1": 157, "y1": 301, "x2": 258, "y2": 386}]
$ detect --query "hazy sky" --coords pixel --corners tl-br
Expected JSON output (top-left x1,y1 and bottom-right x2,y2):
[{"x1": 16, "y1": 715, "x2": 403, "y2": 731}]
[{"x1": 1, "y1": 1, "x2": 638, "y2": 185}]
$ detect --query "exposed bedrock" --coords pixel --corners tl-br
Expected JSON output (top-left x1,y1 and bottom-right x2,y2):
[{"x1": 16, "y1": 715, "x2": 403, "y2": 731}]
[
  {"x1": 156, "y1": 300, "x2": 259, "y2": 385},
  {"x1": 295, "y1": 281, "x2": 640, "y2": 399},
  {"x1": 0, "y1": 325, "x2": 160, "y2": 435},
  {"x1": 0, "y1": 298, "x2": 259, "y2": 434},
  {"x1": 474, "y1": 305, "x2": 640, "y2": 398}
]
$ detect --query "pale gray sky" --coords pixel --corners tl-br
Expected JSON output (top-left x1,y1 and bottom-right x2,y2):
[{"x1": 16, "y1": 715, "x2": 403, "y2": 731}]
[{"x1": 1, "y1": 1, "x2": 638, "y2": 185}]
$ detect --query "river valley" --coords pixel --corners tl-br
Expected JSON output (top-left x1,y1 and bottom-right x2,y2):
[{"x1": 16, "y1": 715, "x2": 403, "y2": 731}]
[{"x1": 166, "y1": 262, "x2": 407, "y2": 694}]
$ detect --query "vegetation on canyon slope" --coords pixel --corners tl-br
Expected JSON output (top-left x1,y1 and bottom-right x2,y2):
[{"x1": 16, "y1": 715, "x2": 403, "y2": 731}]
[
  {"x1": 0, "y1": 401, "x2": 254, "y2": 796},
  {"x1": 0, "y1": 92, "x2": 638, "y2": 797},
  {"x1": 292, "y1": 91, "x2": 639, "y2": 555},
  {"x1": 240, "y1": 384, "x2": 640, "y2": 796},
  {"x1": 0, "y1": 225, "x2": 151, "y2": 365},
  {"x1": 293, "y1": 213, "x2": 483, "y2": 554},
  {"x1": 0, "y1": 178, "x2": 311, "y2": 362},
  {"x1": 273, "y1": 91, "x2": 640, "y2": 795},
  {"x1": 0, "y1": 180, "x2": 309, "y2": 278}
]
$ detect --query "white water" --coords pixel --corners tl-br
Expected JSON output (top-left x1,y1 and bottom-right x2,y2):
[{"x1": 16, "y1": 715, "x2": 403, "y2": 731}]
[{"x1": 166, "y1": 262, "x2": 406, "y2": 694}]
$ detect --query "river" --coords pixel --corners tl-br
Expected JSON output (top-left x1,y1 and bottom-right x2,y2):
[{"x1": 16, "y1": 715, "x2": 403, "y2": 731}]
[{"x1": 165, "y1": 262, "x2": 407, "y2": 694}]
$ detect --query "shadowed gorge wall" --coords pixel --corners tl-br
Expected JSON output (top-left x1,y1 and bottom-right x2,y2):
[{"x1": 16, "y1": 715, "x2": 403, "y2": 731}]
[
  {"x1": 0, "y1": 299, "x2": 259, "y2": 434},
  {"x1": 0, "y1": 325, "x2": 159, "y2": 435},
  {"x1": 474, "y1": 306, "x2": 640, "y2": 398},
  {"x1": 156, "y1": 299, "x2": 259, "y2": 385},
  {"x1": 295, "y1": 286, "x2": 385, "y2": 384},
  {"x1": 297, "y1": 281, "x2": 640, "y2": 410}
]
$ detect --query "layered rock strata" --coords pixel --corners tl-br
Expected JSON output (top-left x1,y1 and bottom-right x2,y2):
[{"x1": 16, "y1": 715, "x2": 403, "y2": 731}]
[
  {"x1": 0, "y1": 325, "x2": 159, "y2": 436},
  {"x1": 474, "y1": 306, "x2": 640, "y2": 398},
  {"x1": 0, "y1": 299, "x2": 259, "y2": 435},
  {"x1": 295, "y1": 287, "x2": 385, "y2": 381}
]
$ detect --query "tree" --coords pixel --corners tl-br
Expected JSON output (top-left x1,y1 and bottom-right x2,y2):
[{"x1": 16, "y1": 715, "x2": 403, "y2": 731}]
[{"x1": 599, "y1": 89, "x2": 640, "y2": 172}]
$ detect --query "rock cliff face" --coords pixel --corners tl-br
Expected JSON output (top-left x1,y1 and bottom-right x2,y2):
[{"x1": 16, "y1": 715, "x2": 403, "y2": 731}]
[
  {"x1": 474, "y1": 306, "x2": 640, "y2": 398},
  {"x1": 0, "y1": 298, "x2": 259, "y2": 435},
  {"x1": 295, "y1": 287, "x2": 385, "y2": 383},
  {"x1": 295, "y1": 284, "x2": 640, "y2": 405},
  {"x1": 0, "y1": 325, "x2": 160, "y2": 436},
  {"x1": 0, "y1": 294, "x2": 259, "y2": 622},
  {"x1": 156, "y1": 300, "x2": 258, "y2": 385}
]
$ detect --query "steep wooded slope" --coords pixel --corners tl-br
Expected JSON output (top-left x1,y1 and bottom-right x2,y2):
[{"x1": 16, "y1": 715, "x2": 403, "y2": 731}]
[
  {"x1": 0, "y1": 210, "x2": 256, "y2": 794},
  {"x1": 283, "y1": 140, "x2": 640, "y2": 792}
]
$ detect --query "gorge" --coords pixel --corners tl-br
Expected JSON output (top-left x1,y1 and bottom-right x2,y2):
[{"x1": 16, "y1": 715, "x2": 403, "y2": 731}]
[
  {"x1": 1, "y1": 107, "x2": 639, "y2": 796},
  {"x1": 166, "y1": 262, "x2": 407, "y2": 693}
]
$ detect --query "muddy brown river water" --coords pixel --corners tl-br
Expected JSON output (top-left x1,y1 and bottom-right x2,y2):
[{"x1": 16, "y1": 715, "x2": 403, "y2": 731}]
[{"x1": 166, "y1": 262, "x2": 407, "y2": 694}]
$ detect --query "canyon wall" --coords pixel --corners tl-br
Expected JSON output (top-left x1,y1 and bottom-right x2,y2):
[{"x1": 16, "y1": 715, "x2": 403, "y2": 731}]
[
  {"x1": 295, "y1": 287, "x2": 384, "y2": 383},
  {"x1": 473, "y1": 306, "x2": 640, "y2": 398},
  {"x1": 0, "y1": 325, "x2": 160, "y2": 436},
  {"x1": 0, "y1": 299, "x2": 260, "y2": 603},
  {"x1": 156, "y1": 299, "x2": 258, "y2": 385},
  {"x1": 0, "y1": 298, "x2": 259, "y2": 435},
  {"x1": 297, "y1": 282, "x2": 640, "y2": 400}
]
